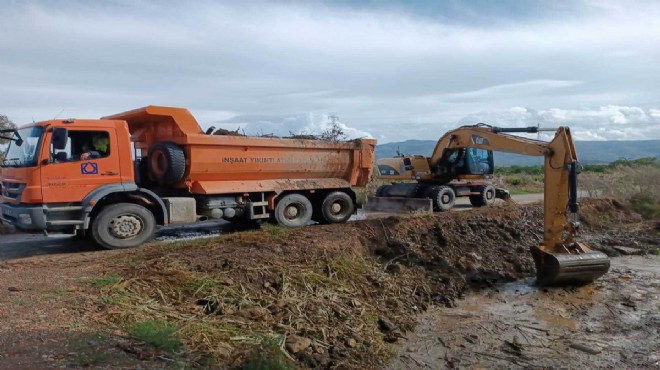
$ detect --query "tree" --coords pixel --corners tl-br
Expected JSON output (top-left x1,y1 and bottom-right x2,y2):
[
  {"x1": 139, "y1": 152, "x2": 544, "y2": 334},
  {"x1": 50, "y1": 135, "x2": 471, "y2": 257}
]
[
  {"x1": 0, "y1": 114, "x2": 17, "y2": 160},
  {"x1": 319, "y1": 115, "x2": 346, "y2": 142}
]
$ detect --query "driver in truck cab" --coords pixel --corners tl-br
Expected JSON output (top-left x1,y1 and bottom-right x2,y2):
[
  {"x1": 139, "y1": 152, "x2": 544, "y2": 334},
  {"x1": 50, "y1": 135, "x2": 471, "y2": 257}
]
[{"x1": 80, "y1": 134, "x2": 109, "y2": 160}]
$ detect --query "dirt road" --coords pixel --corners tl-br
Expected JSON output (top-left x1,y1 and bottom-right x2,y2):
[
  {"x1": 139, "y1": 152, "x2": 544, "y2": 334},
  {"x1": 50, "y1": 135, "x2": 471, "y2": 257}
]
[
  {"x1": 388, "y1": 255, "x2": 660, "y2": 369},
  {"x1": 0, "y1": 193, "x2": 544, "y2": 261}
]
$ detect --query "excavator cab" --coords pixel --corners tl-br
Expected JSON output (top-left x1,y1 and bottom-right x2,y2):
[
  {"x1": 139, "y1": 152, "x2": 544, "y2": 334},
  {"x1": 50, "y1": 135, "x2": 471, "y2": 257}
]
[{"x1": 438, "y1": 148, "x2": 494, "y2": 178}]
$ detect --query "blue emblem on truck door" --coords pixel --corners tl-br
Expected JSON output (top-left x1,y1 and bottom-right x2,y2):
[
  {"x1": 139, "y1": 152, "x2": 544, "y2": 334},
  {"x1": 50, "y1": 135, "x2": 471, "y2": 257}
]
[{"x1": 81, "y1": 162, "x2": 98, "y2": 175}]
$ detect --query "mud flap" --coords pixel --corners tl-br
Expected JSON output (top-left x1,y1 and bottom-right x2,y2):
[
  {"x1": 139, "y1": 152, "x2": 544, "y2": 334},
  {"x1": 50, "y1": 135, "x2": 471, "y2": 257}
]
[
  {"x1": 531, "y1": 246, "x2": 610, "y2": 286},
  {"x1": 366, "y1": 196, "x2": 433, "y2": 213}
]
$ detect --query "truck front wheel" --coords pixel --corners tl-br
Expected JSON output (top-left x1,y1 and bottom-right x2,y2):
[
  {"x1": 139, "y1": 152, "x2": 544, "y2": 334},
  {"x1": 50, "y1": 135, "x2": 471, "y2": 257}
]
[
  {"x1": 274, "y1": 194, "x2": 313, "y2": 227},
  {"x1": 90, "y1": 203, "x2": 156, "y2": 249}
]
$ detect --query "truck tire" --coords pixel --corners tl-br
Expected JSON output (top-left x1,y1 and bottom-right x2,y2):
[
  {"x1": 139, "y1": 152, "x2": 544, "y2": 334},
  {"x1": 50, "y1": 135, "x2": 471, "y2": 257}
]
[
  {"x1": 469, "y1": 185, "x2": 496, "y2": 207},
  {"x1": 320, "y1": 191, "x2": 354, "y2": 224},
  {"x1": 148, "y1": 141, "x2": 186, "y2": 185},
  {"x1": 90, "y1": 203, "x2": 156, "y2": 249},
  {"x1": 431, "y1": 185, "x2": 456, "y2": 212},
  {"x1": 274, "y1": 193, "x2": 313, "y2": 227}
]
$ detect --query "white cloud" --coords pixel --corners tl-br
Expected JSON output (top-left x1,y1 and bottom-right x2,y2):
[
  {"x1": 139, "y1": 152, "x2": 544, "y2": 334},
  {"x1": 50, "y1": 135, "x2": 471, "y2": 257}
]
[
  {"x1": 458, "y1": 106, "x2": 660, "y2": 141},
  {"x1": 212, "y1": 113, "x2": 372, "y2": 139},
  {"x1": 0, "y1": 1, "x2": 658, "y2": 144},
  {"x1": 446, "y1": 80, "x2": 582, "y2": 101}
]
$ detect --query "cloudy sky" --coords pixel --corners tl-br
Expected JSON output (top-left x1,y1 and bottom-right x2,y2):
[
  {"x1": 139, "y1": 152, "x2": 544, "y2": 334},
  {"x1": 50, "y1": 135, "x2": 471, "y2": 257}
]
[{"x1": 1, "y1": 0, "x2": 659, "y2": 143}]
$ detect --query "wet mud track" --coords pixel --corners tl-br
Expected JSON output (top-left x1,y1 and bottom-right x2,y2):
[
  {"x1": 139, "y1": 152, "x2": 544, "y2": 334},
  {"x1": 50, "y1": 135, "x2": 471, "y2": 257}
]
[{"x1": 388, "y1": 256, "x2": 660, "y2": 369}]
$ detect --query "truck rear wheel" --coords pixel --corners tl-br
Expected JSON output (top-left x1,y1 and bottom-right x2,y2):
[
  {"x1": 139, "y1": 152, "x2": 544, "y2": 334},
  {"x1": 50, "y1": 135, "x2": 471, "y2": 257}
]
[
  {"x1": 469, "y1": 185, "x2": 496, "y2": 207},
  {"x1": 90, "y1": 203, "x2": 156, "y2": 249},
  {"x1": 320, "y1": 191, "x2": 354, "y2": 224},
  {"x1": 148, "y1": 141, "x2": 186, "y2": 185},
  {"x1": 431, "y1": 185, "x2": 456, "y2": 212},
  {"x1": 274, "y1": 194, "x2": 313, "y2": 227}
]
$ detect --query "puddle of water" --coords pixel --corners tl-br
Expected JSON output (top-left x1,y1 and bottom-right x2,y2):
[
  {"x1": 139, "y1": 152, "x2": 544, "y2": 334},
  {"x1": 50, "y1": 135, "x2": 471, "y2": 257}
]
[{"x1": 541, "y1": 314, "x2": 579, "y2": 330}]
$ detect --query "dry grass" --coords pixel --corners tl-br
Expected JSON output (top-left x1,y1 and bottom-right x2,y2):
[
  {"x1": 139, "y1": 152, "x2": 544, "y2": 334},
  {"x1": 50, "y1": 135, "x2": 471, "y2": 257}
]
[
  {"x1": 581, "y1": 165, "x2": 660, "y2": 219},
  {"x1": 84, "y1": 229, "x2": 419, "y2": 368}
]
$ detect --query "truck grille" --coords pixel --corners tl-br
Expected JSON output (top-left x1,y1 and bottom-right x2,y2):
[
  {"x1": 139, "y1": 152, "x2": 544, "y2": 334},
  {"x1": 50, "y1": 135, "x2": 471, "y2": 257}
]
[{"x1": 1, "y1": 181, "x2": 26, "y2": 202}]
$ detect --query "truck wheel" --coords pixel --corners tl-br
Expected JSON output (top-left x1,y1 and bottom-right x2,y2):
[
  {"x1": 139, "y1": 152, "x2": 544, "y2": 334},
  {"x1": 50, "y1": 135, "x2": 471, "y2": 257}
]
[
  {"x1": 274, "y1": 194, "x2": 313, "y2": 227},
  {"x1": 431, "y1": 186, "x2": 456, "y2": 212},
  {"x1": 148, "y1": 142, "x2": 186, "y2": 185},
  {"x1": 320, "y1": 191, "x2": 354, "y2": 224},
  {"x1": 90, "y1": 203, "x2": 156, "y2": 249},
  {"x1": 470, "y1": 185, "x2": 496, "y2": 207}
]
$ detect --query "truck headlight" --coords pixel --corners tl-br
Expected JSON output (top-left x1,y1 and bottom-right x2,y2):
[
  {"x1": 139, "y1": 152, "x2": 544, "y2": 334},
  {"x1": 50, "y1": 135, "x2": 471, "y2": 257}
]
[{"x1": 18, "y1": 214, "x2": 32, "y2": 225}]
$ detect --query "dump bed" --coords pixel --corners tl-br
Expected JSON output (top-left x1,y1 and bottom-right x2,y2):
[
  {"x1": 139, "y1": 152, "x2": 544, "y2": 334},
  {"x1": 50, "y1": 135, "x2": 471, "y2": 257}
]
[{"x1": 103, "y1": 106, "x2": 376, "y2": 195}]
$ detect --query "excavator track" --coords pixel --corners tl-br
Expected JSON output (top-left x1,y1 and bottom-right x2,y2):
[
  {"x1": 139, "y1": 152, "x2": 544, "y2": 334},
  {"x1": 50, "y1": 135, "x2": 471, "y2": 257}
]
[{"x1": 531, "y1": 246, "x2": 610, "y2": 286}]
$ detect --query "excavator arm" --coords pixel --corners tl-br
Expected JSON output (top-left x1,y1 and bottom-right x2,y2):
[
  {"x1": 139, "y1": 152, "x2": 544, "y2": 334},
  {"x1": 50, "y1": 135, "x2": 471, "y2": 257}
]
[{"x1": 430, "y1": 125, "x2": 610, "y2": 285}]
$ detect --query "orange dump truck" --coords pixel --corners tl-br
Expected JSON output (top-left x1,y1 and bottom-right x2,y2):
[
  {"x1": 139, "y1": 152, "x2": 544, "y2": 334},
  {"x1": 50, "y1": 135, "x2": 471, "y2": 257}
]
[{"x1": 0, "y1": 106, "x2": 375, "y2": 249}]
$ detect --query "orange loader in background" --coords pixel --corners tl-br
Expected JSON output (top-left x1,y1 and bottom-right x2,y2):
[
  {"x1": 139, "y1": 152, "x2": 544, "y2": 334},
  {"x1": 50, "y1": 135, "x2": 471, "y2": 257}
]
[{"x1": 0, "y1": 106, "x2": 375, "y2": 248}]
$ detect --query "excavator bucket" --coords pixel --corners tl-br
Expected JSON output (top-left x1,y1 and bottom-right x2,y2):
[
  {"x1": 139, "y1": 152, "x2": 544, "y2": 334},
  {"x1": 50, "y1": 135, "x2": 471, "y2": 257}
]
[{"x1": 530, "y1": 244, "x2": 610, "y2": 286}]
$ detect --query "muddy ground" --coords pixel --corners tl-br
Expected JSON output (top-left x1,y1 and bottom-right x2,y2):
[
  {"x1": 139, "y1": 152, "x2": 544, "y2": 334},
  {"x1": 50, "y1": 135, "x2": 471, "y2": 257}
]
[
  {"x1": 0, "y1": 198, "x2": 657, "y2": 369},
  {"x1": 388, "y1": 256, "x2": 660, "y2": 369}
]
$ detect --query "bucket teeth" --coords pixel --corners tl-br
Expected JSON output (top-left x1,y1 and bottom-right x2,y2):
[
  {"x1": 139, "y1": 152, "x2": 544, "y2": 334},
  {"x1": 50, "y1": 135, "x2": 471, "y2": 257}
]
[{"x1": 530, "y1": 246, "x2": 610, "y2": 286}]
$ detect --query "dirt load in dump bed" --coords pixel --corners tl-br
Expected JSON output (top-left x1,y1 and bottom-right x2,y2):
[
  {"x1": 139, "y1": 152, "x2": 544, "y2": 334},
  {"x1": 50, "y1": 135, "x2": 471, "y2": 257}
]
[{"x1": 0, "y1": 198, "x2": 657, "y2": 369}]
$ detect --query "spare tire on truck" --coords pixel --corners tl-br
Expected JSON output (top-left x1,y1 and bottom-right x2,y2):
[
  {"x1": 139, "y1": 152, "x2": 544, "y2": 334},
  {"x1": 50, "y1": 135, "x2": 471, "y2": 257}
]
[{"x1": 148, "y1": 142, "x2": 186, "y2": 185}]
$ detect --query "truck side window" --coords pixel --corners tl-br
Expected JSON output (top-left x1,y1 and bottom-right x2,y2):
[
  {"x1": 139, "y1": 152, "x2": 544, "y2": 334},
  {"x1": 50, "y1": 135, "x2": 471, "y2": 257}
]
[{"x1": 52, "y1": 130, "x2": 111, "y2": 163}]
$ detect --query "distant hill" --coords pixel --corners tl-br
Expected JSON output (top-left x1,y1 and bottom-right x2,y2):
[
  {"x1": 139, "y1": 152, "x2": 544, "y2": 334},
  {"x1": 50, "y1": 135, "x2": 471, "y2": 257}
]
[{"x1": 375, "y1": 139, "x2": 660, "y2": 166}]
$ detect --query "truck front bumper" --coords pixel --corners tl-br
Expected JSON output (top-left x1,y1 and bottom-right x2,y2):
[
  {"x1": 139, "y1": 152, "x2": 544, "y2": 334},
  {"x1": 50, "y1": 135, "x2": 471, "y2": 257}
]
[{"x1": 0, "y1": 203, "x2": 47, "y2": 231}]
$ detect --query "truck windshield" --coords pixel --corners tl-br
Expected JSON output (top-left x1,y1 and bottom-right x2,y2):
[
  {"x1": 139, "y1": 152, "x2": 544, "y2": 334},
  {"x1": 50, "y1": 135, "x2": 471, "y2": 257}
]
[{"x1": 1, "y1": 127, "x2": 44, "y2": 168}]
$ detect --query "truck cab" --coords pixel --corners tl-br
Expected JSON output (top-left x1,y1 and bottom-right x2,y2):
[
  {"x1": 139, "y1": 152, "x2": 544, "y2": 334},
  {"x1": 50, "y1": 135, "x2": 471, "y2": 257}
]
[{"x1": 1, "y1": 119, "x2": 163, "y2": 237}]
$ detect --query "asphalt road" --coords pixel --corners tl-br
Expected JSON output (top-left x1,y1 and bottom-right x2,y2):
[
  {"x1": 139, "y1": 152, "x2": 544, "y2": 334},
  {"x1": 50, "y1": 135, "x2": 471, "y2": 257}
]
[{"x1": 0, "y1": 193, "x2": 544, "y2": 261}]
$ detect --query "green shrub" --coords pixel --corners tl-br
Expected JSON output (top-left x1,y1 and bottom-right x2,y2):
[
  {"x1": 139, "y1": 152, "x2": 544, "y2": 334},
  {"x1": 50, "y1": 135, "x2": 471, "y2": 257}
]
[
  {"x1": 130, "y1": 320, "x2": 182, "y2": 353},
  {"x1": 87, "y1": 274, "x2": 122, "y2": 288},
  {"x1": 507, "y1": 176, "x2": 522, "y2": 186},
  {"x1": 628, "y1": 194, "x2": 660, "y2": 219},
  {"x1": 243, "y1": 339, "x2": 292, "y2": 370}
]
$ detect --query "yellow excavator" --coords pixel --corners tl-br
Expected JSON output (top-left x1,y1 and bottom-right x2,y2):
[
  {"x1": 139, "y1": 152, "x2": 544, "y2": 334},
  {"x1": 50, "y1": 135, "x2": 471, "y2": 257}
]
[{"x1": 372, "y1": 124, "x2": 610, "y2": 285}]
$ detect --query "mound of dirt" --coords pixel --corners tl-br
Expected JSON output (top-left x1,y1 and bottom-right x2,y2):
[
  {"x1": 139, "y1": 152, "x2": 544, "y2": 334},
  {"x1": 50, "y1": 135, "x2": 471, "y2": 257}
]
[{"x1": 579, "y1": 198, "x2": 643, "y2": 229}]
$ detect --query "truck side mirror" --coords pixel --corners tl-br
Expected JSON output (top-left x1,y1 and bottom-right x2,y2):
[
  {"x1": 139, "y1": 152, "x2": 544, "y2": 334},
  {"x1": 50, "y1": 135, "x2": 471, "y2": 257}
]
[{"x1": 52, "y1": 128, "x2": 68, "y2": 150}]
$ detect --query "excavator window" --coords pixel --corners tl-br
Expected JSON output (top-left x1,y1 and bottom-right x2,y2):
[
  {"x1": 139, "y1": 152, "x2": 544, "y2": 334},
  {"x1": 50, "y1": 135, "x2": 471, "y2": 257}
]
[
  {"x1": 465, "y1": 148, "x2": 493, "y2": 175},
  {"x1": 439, "y1": 148, "x2": 494, "y2": 176}
]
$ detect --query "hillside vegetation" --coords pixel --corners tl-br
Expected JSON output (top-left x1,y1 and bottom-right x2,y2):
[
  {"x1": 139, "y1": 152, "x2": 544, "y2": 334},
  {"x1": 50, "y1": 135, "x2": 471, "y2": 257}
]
[
  {"x1": 376, "y1": 139, "x2": 660, "y2": 166},
  {"x1": 496, "y1": 157, "x2": 660, "y2": 219}
]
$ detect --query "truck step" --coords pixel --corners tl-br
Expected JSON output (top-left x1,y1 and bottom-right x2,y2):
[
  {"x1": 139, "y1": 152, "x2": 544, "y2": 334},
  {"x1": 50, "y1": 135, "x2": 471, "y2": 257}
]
[
  {"x1": 46, "y1": 220, "x2": 84, "y2": 226},
  {"x1": 47, "y1": 206, "x2": 83, "y2": 212}
]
